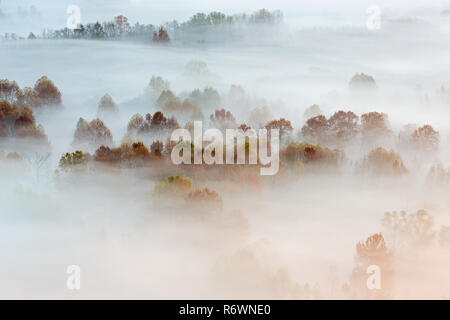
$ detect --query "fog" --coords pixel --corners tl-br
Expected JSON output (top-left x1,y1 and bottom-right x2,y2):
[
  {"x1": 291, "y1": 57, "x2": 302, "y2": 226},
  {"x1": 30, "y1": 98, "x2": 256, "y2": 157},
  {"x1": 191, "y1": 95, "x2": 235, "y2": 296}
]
[{"x1": 1, "y1": 1, "x2": 450, "y2": 299}]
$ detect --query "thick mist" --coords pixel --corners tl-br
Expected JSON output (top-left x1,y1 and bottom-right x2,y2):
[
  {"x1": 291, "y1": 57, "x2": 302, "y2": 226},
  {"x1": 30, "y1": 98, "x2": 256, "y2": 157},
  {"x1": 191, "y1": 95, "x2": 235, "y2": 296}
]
[{"x1": 1, "y1": 1, "x2": 450, "y2": 299}]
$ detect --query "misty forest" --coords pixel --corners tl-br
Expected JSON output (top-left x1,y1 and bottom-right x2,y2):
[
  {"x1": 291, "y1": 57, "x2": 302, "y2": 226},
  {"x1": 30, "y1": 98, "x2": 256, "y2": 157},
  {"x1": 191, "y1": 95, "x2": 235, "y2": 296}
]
[{"x1": 1, "y1": 0, "x2": 450, "y2": 299}]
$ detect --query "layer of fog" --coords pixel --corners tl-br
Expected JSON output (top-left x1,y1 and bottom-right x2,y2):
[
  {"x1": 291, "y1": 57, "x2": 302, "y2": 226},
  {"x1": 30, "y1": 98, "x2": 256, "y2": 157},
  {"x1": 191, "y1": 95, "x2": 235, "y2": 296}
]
[{"x1": 1, "y1": 4, "x2": 450, "y2": 299}]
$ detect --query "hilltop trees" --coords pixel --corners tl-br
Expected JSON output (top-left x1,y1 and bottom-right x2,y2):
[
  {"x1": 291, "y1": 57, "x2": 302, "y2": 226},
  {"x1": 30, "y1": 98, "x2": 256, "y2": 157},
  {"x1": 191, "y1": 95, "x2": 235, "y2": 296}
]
[
  {"x1": 360, "y1": 147, "x2": 407, "y2": 175},
  {"x1": 265, "y1": 118, "x2": 293, "y2": 145},
  {"x1": 280, "y1": 142, "x2": 344, "y2": 169},
  {"x1": 156, "y1": 90, "x2": 177, "y2": 107},
  {"x1": 154, "y1": 175, "x2": 193, "y2": 196},
  {"x1": 41, "y1": 9, "x2": 285, "y2": 44},
  {"x1": 163, "y1": 98, "x2": 203, "y2": 121},
  {"x1": 349, "y1": 73, "x2": 377, "y2": 92},
  {"x1": 20, "y1": 87, "x2": 42, "y2": 108},
  {"x1": 144, "y1": 75, "x2": 170, "y2": 101},
  {"x1": 73, "y1": 118, "x2": 113, "y2": 150},
  {"x1": 361, "y1": 112, "x2": 392, "y2": 147},
  {"x1": 185, "y1": 187, "x2": 223, "y2": 212},
  {"x1": 427, "y1": 162, "x2": 450, "y2": 185},
  {"x1": 303, "y1": 104, "x2": 323, "y2": 120},
  {"x1": 301, "y1": 115, "x2": 328, "y2": 145},
  {"x1": 0, "y1": 79, "x2": 21, "y2": 103},
  {"x1": 398, "y1": 124, "x2": 440, "y2": 155},
  {"x1": 410, "y1": 125, "x2": 439, "y2": 153},
  {"x1": 149, "y1": 76, "x2": 170, "y2": 94},
  {"x1": 93, "y1": 141, "x2": 154, "y2": 166},
  {"x1": 33, "y1": 76, "x2": 62, "y2": 106},
  {"x1": 301, "y1": 111, "x2": 359, "y2": 147},
  {"x1": 188, "y1": 87, "x2": 221, "y2": 110},
  {"x1": 210, "y1": 109, "x2": 237, "y2": 131},
  {"x1": 0, "y1": 76, "x2": 62, "y2": 108},
  {"x1": 0, "y1": 100, "x2": 47, "y2": 141},
  {"x1": 127, "y1": 111, "x2": 179, "y2": 140},
  {"x1": 327, "y1": 111, "x2": 359, "y2": 146},
  {"x1": 97, "y1": 94, "x2": 118, "y2": 115},
  {"x1": 58, "y1": 150, "x2": 89, "y2": 172}
]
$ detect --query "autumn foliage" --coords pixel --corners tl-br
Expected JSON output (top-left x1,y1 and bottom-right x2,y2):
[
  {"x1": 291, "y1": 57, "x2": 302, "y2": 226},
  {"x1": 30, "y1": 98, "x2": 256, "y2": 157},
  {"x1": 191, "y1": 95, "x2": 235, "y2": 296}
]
[
  {"x1": 0, "y1": 76, "x2": 62, "y2": 108},
  {"x1": 127, "y1": 111, "x2": 179, "y2": 136},
  {"x1": 0, "y1": 100, "x2": 47, "y2": 141}
]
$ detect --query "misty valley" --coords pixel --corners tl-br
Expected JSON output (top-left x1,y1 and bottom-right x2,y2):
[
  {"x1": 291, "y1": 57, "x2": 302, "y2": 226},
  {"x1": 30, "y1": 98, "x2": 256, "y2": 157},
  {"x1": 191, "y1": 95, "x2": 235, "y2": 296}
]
[{"x1": 0, "y1": 2, "x2": 450, "y2": 300}]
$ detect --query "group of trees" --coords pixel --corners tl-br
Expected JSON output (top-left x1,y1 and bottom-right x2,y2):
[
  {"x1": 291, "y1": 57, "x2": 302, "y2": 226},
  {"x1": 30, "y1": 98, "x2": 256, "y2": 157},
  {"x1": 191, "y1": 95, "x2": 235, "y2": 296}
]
[
  {"x1": 97, "y1": 94, "x2": 118, "y2": 116},
  {"x1": 183, "y1": 9, "x2": 282, "y2": 27},
  {"x1": 58, "y1": 150, "x2": 89, "y2": 172},
  {"x1": 280, "y1": 142, "x2": 344, "y2": 168},
  {"x1": 154, "y1": 174, "x2": 223, "y2": 212},
  {"x1": 38, "y1": 9, "x2": 283, "y2": 43},
  {"x1": 320, "y1": 208, "x2": 450, "y2": 299},
  {"x1": 43, "y1": 14, "x2": 171, "y2": 42},
  {"x1": 301, "y1": 110, "x2": 440, "y2": 153},
  {"x1": 265, "y1": 118, "x2": 293, "y2": 144},
  {"x1": 0, "y1": 76, "x2": 62, "y2": 108},
  {"x1": 185, "y1": 187, "x2": 223, "y2": 211},
  {"x1": 154, "y1": 175, "x2": 193, "y2": 196},
  {"x1": 301, "y1": 111, "x2": 386, "y2": 148},
  {"x1": 0, "y1": 76, "x2": 58, "y2": 142},
  {"x1": 162, "y1": 97, "x2": 204, "y2": 121},
  {"x1": 93, "y1": 141, "x2": 164, "y2": 167},
  {"x1": 427, "y1": 162, "x2": 450, "y2": 184},
  {"x1": 58, "y1": 141, "x2": 167, "y2": 171},
  {"x1": 149, "y1": 86, "x2": 222, "y2": 123},
  {"x1": 187, "y1": 87, "x2": 221, "y2": 111},
  {"x1": 349, "y1": 73, "x2": 377, "y2": 92},
  {"x1": 73, "y1": 118, "x2": 113, "y2": 150},
  {"x1": 359, "y1": 147, "x2": 408, "y2": 175},
  {"x1": 398, "y1": 124, "x2": 440, "y2": 154},
  {"x1": 0, "y1": 100, "x2": 47, "y2": 141},
  {"x1": 127, "y1": 111, "x2": 179, "y2": 138},
  {"x1": 210, "y1": 109, "x2": 237, "y2": 130}
]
